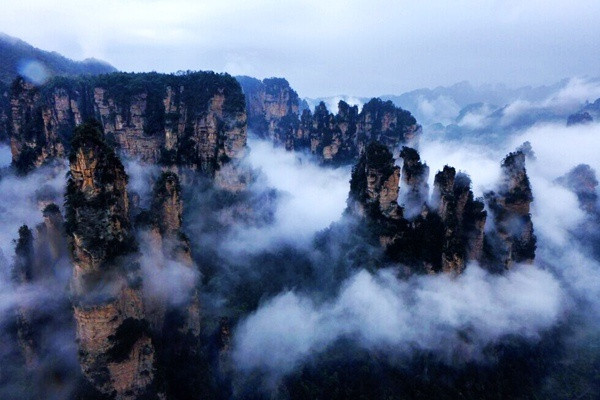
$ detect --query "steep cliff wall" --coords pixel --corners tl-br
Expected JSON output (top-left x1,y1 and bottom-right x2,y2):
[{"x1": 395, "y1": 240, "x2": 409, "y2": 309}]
[
  {"x1": 236, "y1": 76, "x2": 300, "y2": 141},
  {"x1": 146, "y1": 171, "x2": 200, "y2": 335},
  {"x1": 347, "y1": 141, "x2": 539, "y2": 274},
  {"x1": 237, "y1": 76, "x2": 421, "y2": 164},
  {"x1": 484, "y1": 151, "x2": 536, "y2": 270},
  {"x1": 432, "y1": 167, "x2": 487, "y2": 273},
  {"x1": 348, "y1": 141, "x2": 402, "y2": 220},
  {"x1": 291, "y1": 98, "x2": 421, "y2": 164},
  {"x1": 399, "y1": 146, "x2": 430, "y2": 217},
  {"x1": 9, "y1": 72, "x2": 247, "y2": 182},
  {"x1": 64, "y1": 121, "x2": 161, "y2": 399}
]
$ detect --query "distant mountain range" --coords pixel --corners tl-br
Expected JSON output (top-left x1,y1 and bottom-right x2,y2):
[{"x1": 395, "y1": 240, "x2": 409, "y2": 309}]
[
  {"x1": 0, "y1": 32, "x2": 116, "y2": 85},
  {"x1": 2, "y1": 31, "x2": 598, "y2": 146},
  {"x1": 305, "y1": 78, "x2": 600, "y2": 142}
]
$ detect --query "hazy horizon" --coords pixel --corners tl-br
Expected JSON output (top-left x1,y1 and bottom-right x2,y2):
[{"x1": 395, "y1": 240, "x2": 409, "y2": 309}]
[{"x1": 2, "y1": 0, "x2": 600, "y2": 97}]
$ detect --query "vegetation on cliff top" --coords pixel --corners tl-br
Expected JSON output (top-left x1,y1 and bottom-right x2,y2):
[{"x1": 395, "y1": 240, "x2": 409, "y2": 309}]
[{"x1": 64, "y1": 120, "x2": 137, "y2": 265}]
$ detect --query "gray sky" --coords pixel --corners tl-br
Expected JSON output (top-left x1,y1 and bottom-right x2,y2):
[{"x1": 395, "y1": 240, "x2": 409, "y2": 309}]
[{"x1": 2, "y1": 0, "x2": 599, "y2": 97}]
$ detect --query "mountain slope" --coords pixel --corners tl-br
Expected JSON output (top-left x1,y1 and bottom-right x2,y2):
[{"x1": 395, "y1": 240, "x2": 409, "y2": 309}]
[{"x1": 0, "y1": 32, "x2": 116, "y2": 84}]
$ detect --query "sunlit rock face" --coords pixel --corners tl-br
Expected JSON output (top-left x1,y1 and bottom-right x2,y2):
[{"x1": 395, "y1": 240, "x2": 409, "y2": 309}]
[
  {"x1": 64, "y1": 121, "x2": 161, "y2": 400},
  {"x1": 238, "y1": 75, "x2": 421, "y2": 164},
  {"x1": 7, "y1": 72, "x2": 247, "y2": 186},
  {"x1": 484, "y1": 151, "x2": 536, "y2": 270}
]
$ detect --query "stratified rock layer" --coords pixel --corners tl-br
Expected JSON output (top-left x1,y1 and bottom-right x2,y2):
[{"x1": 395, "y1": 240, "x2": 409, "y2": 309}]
[
  {"x1": 65, "y1": 120, "x2": 160, "y2": 399},
  {"x1": 237, "y1": 76, "x2": 420, "y2": 164},
  {"x1": 9, "y1": 72, "x2": 247, "y2": 183},
  {"x1": 348, "y1": 141, "x2": 541, "y2": 274}
]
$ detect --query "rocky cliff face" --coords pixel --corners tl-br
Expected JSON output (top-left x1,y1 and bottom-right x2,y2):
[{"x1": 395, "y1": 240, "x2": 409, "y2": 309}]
[
  {"x1": 65, "y1": 121, "x2": 160, "y2": 399},
  {"x1": 236, "y1": 76, "x2": 300, "y2": 141},
  {"x1": 399, "y1": 146, "x2": 430, "y2": 217},
  {"x1": 8, "y1": 72, "x2": 247, "y2": 185},
  {"x1": 557, "y1": 164, "x2": 599, "y2": 215},
  {"x1": 348, "y1": 141, "x2": 540, "y2": 274},
  {"x1": 237, "y1": 75, "x2": 421, "y2": 164},
  {"x1": 144, "y1": 171, "x2": 201, "y2": 336},
  {"x1": 348, "y1": 141, "x2": 402, "y2": 220},
  {"x1": 9, "y1": 78, "x2": 67, "y2": 173},
  {"x1": 432, "y1": 167, "x2": 487, "y2": 273},
  {"x1": 290, "y1": 98, "x2": 421, "y2": 164},
  {"x1": 484, "y1": 151, "x2": 536, "y2": 270}
]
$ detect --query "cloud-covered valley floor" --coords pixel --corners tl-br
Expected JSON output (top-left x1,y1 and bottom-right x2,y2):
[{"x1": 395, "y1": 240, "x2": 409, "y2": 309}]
[{"x1": 0, "y1": 120, "x2": 599, "y2": 398}]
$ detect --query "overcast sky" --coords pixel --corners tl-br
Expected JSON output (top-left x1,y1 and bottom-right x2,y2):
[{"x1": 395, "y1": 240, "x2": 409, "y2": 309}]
[{"x1": 1, "y1": 0, "x2": 599, "y2": 97}]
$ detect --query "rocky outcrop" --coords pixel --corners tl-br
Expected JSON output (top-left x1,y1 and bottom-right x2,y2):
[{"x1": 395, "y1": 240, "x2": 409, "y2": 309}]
[
  {"x1": 11, "y1": 225, "x2": 37, "y2": 366},
  {"x1": 236, "y1": 76, "x2": 300, "y2": 141},
  {"x1": 34, "y1": 203, "x2": 68, "y2": 272},
  {"x1": 348, "y1": 141, "x2": 544, "y2": 274},
  {"x1": 348, "y1": 141, "x2": 402, "y2": 220},
  {"x1": 567, "y1": 98, "x2": 600, "y2": 126},
  {"x1": 237, "y1": 75, "x2": 421, "y2": 164},
  {"x1": 484, "y1": 151, "x2": 536, "y2": 270},
  {"x1": 556, "y1": 164, "x2": 600, "y2": 259},
  {"x1": 65, "y1": 120, "x2": 161, "y2": 399},
  {"x1": 10, "y1": 206, "x2": 72, "y2": 372},
  {"x1": 142, "y1": 171, "x2": 201, "y2": 335},
  {"x1": 399, "y1": 147, "x2": 430, "y2": 217},
  {"x1": 432, "y1": 167, "x2": 487, "y2": 273},
  {"x1": 9, "y1": 72, "x2": 247, "y2": 184},
  {"x1": 291, "y1": 98, "x2": 421, "y2": 164},
  {"x1": 556, "y1": 164, "x2": 599, "y2": 215},
  {"x1": 567, "y1": 111, "x2": 593, "y2": 126}
]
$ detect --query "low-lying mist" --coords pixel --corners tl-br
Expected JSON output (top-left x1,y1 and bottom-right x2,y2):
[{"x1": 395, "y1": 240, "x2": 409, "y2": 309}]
[
  {"x1": 229, "y1": 138, "x2": 350, "y2": 250},
  {"x1": 226, "y1": 122, "x2": 600, "y2": 395},
  {"x1": 0, "y1": 117, "x2": 599, "y2": 398}
]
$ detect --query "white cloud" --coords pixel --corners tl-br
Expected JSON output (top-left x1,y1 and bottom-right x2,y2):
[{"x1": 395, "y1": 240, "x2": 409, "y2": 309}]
[
  {"x1": 221, "y1": 138, "x2": 350, "y2": 252},
  {"x1": 233, "y1": 264, "x2": 564, "y2": 377}
]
